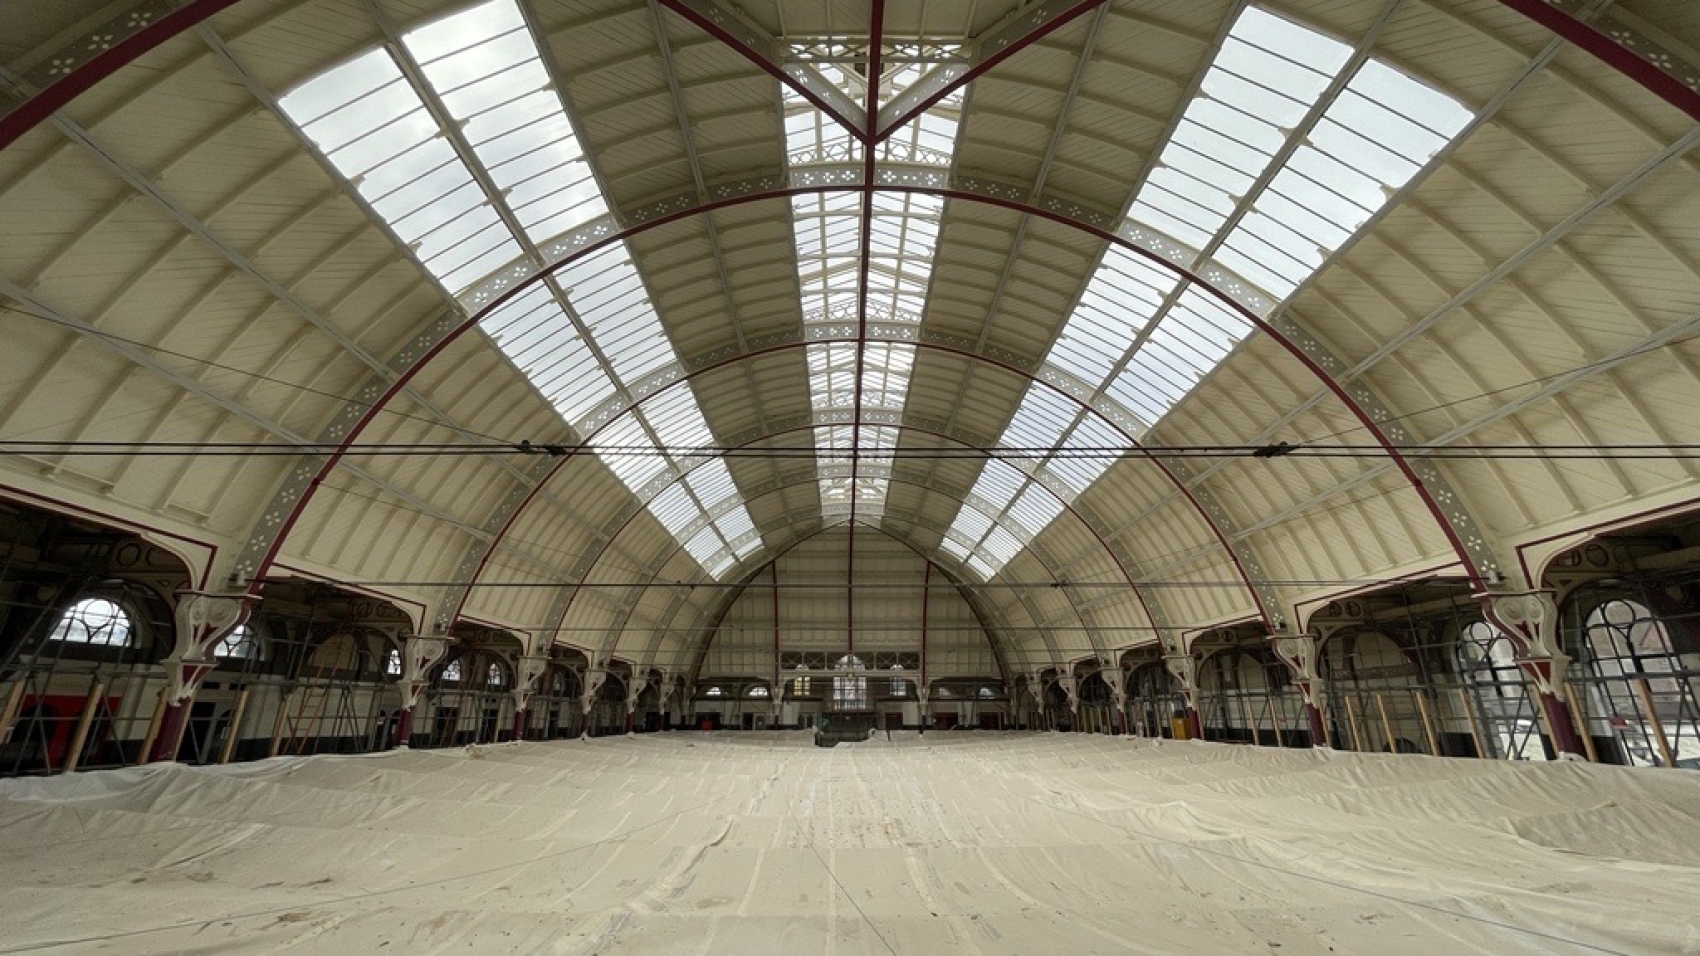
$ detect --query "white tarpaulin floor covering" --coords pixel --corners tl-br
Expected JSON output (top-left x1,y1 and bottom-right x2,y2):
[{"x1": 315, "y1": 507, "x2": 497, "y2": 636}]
[{"x1": 1, "y1": 733, "x2": 1698, "y2": 955}]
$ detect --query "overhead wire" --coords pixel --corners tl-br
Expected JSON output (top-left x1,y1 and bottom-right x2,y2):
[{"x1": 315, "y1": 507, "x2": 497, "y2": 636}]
[
  {"x1": 2, "y1": 303, "x2": 527, "y2": 447},
  {"x1": 7, "y1": 439, "x2": 1700, "y2": 459}
]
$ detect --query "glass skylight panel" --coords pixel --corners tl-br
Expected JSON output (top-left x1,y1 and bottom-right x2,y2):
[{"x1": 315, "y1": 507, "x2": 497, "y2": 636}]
[
  {"x1": 860, "y1": 343, "x2": 916, "y2": 411},
  {"x1": 968, "y1": 459, "x2": 1025, "y2": 513},
  {"x1": 852, "y1": 478, "x2": 888, "y2": 518},
  {"x1": 1045, "y1": 411, "x2": 1121, "y2": 497},
  {"x1": 282, "y1": 0, "x2": 762, "y2": 578},
  {"x1": 1129, "y1": 7, "x2": 1347, "y2": 252},
  {"x1": 1001, "y1": 385, "x2": 1077, "y2": 450},
  {"x1": 1029, "y1": 4, "x2": 1474, "y2": 443},
  {"x1": 557, "y1": 246, "x2": 675, "y2": 386},
  {"x1": 783, "y1": 45, "x2": 862, "y2": 165},
  {"x1": 684, "y1": 461, "x2": 737, "y2": 511},
  {"x1": 717, "y1": 507, "x2": 757, "y2": 544},
  {"x1": 1044, "y1": 247, "x2": 1173, "y2": 386},
  {"x1": 859, "y1": 425, "x2": 900, "y2": 467},
  {"x1": 1008, "y1": 485, "x2": 1064, "y2": 538},
  {"x1": 280, "y1": 50, "x2": 523, "y2": 296},
  {"x1": 642, "y1": 386, "x2": 714, "y2": 454},
  {"x1": 1215, "y1": 59, "x2": 1472, "y2": 299},
  {"x1": 953, "y1": 506, "x2": 993, "y2": 543},
  {"x1": 944, "y1": 453, "x2": 1072, "y2": 576},
  {"x1": 939, "y1": 535, "x2": 971, "y2": 564},
  {"x1": 403, "y1": 0, "x2": 607, "y2": 245},
  {"x1": 980, "y1": 525, "x2": 1025, "y2": 566},
  {"x1": 649, "y1": 483, "x2": 699, "y2": 534},
  {"x1": 481, "y1": 285, "x2": 616, "y2": 423},
  {"x1": 882, "y1": 94, "x2": 963, "y2": 165},
  {"x1": 808, "y1": 343, "x2": 858, "y2": 411},
  {"x1": 791, "y1": 192, "x2": 863, "y2": 321},
  {"x1": 684, "y1": 524, "x2": 724, "y2": 566},
  {"x1": 783, "y1": 47, "x2": 964, "y2": 522},
  {"x1": 594, "y1": 414, "x2": 668, "y2": 491},
  {"x1": 867, "y1": 192, "x2": 943, "y2": 320}
]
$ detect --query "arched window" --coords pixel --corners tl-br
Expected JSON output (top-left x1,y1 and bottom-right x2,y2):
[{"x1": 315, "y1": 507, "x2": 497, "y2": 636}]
[
  {"x1": 889, "y1": 663, "x2": 906, "y2": 697},
  {"x1": 487, "y1": 663, "x2": 506, "y2": 688},
  {"x1": 49, "y1": 598, "x2": 132, "y2": 647},
  {"x1": 791, "y1": 663, "x2": 811, "y2": 697},
  {"x1": 747, "y1": 685, "x2": 770, "y2": 698},
  {"x1": 704, "y1": 685, "x2": 726, "y2": 697},
  {"x1": 832, "y1": 654, "x2": 867, "y2": 710},
  {"x1": 442, "y1": 659, "x2": 463, "y2": 683},
  {"x1": 1457, "y1": 620, "x2": 1524, "y2": 700},
  {"x1": 978, "y1": 686, "x2": 996, "y2": 699},
  {"x1": 385, "y1": 647, "x2": 402, "y2": 677},
  {"x1": 1584, "y1": 598, "x2": 1678, "y2": 692},
  {"x1": 214, "y1": 624, "x2": 259, "y2": 660}
]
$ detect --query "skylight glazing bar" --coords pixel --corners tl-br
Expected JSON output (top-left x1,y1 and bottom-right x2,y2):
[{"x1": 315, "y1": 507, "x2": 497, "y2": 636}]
[
  {"x1": 952, "y1": 5, "x2": 1472, "y2": 573},
  {"x1": 278, "y1": 0, "x2": 762, "y2": 576},
  {"x1": 784, "y1": 46, "x2": 964, "y2": 522}
]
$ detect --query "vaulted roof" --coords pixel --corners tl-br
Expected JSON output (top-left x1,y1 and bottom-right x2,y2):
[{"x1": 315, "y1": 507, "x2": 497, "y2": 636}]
[{"x1": 3, "y1": 0, "x2": 1699, "y2": 676}]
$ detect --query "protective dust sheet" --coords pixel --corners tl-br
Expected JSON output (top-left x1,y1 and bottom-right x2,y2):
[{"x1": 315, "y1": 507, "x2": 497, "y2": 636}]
[{"x1": 1, "y1": 733, "x2": 1697, "y2": 955}]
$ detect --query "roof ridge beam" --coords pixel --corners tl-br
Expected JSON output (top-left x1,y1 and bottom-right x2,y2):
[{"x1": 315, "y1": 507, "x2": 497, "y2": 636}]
[
  {"x1": 874, "y1": 0, "x2": 1108, "y2": 142},
  {"x1": 658, "y1": 0, "x2": 866, "y2": 139}
]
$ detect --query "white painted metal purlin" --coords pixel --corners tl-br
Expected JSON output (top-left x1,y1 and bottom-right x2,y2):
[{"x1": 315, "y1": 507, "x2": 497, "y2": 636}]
[
  {"x1": 959, "y1": 0, "x2": 1276, "y2": 630},
  {"x1": 1341, "y1": 129, "x2": 1700, "y2": 382},
  {"x1": 192, "y1": 24, "x2": 613, "y2": 602},
  {"x1": 645, "y1": 0, "x2": 769, "y2": 439},
  {"x1": 1099, "y1": 0, "x2": 1404, "y2": 390},
  {"x1": 0, "y1": 278, "x2": 549, "y2": 564},
  {"x1": 618, "y1": 435, "x2": 1108, "y2": 663},
  {"x1": 23, "y1": 74, "x2": 565, "y2": 507},
  {"x1": 1118, "y1": 299, "x2": 1700, "y2": 579},
  {"x1": 955, "y1": 1, "x2": 1108, "y2": 370},
  {"x1": 1061, "y1": 23, "x2": 1663, "y2": 586},
  {"x1": 599, "y1": 459, "x2": 1084, "y2": 661},
  {"x1": 1130, "y1": 119, "x2": 1700, "y2": 571},
  {"x1": 872, "y1": 0, "x2": 1100, "y2": 138},
  {"x1": 354, "y1": 0, "x2": 721, "y2": 620},
  {"x1": 661, "y1": 0, "x2": 866, "y2": 136}
]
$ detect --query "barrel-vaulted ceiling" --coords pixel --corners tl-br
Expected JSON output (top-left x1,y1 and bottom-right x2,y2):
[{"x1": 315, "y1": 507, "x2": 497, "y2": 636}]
[{"x1": 2, "y1": 0, "x2": 1699, "y2": 677}]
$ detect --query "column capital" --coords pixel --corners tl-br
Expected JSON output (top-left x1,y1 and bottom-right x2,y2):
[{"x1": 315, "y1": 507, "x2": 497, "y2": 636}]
[
  {"x1": 399, "y1": 633, "x2": 454, "y2": 711},
  {"x1": 1477, "y1": 589, "x2": 1569, "y2": 691},
  {"x1": 164, "y1": 590, "x2": 257, "y2": 703}
]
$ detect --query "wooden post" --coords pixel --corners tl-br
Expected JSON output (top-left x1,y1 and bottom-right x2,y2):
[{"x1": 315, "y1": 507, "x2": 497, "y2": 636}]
[
  {"x1": 1375, "y1": 693, "x2": 1397, "y2": 754},
  {"x1": 169, "y1": 695, "x2": 194, "y2": 762},
  {"x1": 0, "y1": 678, "x2": 26, "y2": 744},
  {"x1": 1265, "y1": 692, "x2": 1283, "y2": 748},
  {"x1": 1632, "y1": 678, "x2": 1675, "y2": 767},
  {"x1": 1458, "y1": 687, "x2": 1488, "y2": 759},
  {"x1": 1344, "y1": 694, "x2": 1365, "y2": 752},
  {"x1": 61, "y1": 679, "x2": 107, "y2": 774},
  {"x1": 1563, "y1": 683, "x2": 1599, "y2": 764},
  {"x1": 219, "y1": 686, "x2": 252, "y2": 765},
  {"x1": 1239, "y1": 694, "x2": 1258, "y2": 746},
  {"x1": 269, "y1": 689, "x2": 290, "y2": 758},
  {"x1": 137, "y1": 688, "x2": 168, "y2": 767},
  {"x1": 1413, "y1": 690, "x2": 1440, "y2": 756}
]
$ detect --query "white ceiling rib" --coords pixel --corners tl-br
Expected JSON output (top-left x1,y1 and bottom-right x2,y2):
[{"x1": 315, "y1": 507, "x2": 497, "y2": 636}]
[
  {"x1": 4, "y1": 0, "x2": 1700, "y2": 665},
  {"x1": 277, "y1": 0, "x2": 761, "y2": 578},
  {"x1": 944, "y1": 3, "x2": 1475, "y2": 580},
  {"x1": 785, "y1": 44, "x2": 966, "y2": 522}
]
